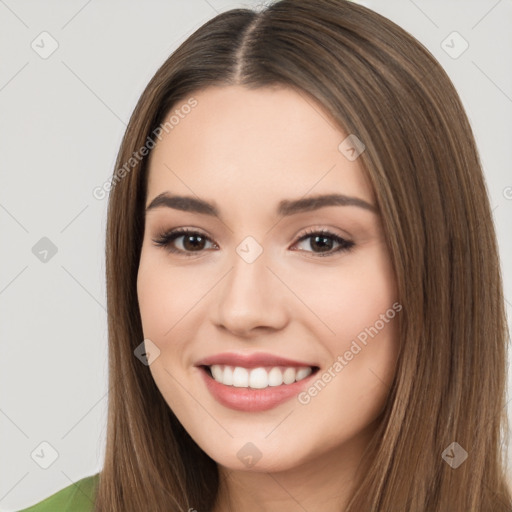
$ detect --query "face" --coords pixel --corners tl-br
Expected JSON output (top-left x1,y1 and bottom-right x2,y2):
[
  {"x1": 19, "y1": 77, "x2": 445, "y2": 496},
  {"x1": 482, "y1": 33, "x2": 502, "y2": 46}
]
[{"x1": 137, "y1": 85, "x2": 400, "y2": 473}]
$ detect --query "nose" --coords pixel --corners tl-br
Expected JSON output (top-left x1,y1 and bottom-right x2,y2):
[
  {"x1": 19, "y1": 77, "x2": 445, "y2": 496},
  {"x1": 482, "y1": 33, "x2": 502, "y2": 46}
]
[{"x1": 212, "y1": 248, "x2": 290, "y2": 337}]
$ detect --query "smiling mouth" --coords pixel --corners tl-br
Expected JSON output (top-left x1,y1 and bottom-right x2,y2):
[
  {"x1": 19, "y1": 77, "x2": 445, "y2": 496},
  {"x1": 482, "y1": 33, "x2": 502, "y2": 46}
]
[{"x1": 201, "y1": 364, "x2": 320, "y2": 389}]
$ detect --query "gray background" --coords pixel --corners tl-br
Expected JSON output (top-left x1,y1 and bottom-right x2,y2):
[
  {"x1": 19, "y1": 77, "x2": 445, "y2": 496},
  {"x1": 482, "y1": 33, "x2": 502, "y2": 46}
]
[{"x1": 1, "y1": 0, "x2": 511, "y2": 509}]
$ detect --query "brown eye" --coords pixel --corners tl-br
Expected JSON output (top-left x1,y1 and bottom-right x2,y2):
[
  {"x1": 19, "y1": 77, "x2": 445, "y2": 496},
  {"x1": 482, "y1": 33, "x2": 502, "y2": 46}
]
[
  {"x1": 181, "y1": 233, "x2": 207, "y2": 251},
  {"x1": 292, "y1": 229, "x2": 355, "y2": 257},
  {"x1": 152, "y1": 228, "x2": 216, "y2": 256}
]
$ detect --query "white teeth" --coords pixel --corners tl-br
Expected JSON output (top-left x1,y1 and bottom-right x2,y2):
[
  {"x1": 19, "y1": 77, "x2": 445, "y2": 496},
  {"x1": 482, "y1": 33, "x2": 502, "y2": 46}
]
[
  {"x1": 282, "y1": 367, "x2": 296, "y2": 384},
  {"x1": 211, "y1": 365, "x2": 223, "y2": 382},
  {"x1": 232, "y1": 367, "x2": 249, "y2": 387},
  {"x1": 223, "y1": 365, "x2": 233, "y2": 385},
  {"x1": 268, "y1": 367, "x2": 283, "y2": 386},
  {"x1": 207, "y1": 365, "x2": 314, "y2": 389},
  {"x1": 296, "y1": 367, "x2": 312, "y2": 380},
  {"x1": 249, "y1": 367, "x2": 268, "y2": 389}
]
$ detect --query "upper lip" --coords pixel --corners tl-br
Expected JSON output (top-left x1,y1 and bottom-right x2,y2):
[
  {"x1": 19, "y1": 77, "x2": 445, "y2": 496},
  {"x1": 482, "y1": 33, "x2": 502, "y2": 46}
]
[{"x1": 195, "y1": 352, "x2": 318, "y2": 369}]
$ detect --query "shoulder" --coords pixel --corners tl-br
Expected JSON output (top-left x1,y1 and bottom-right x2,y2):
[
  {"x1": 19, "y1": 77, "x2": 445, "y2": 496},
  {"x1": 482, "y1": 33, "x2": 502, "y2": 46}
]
[{"x1": 16, "y1": 473, "x2": 100, "y2": 512}]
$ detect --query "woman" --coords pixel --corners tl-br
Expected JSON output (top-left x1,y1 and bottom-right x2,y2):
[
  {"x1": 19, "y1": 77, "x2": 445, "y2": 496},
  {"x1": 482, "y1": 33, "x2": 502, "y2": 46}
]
[{"x1": 19, "y1": 0, "x2": 512, "y2": 510}]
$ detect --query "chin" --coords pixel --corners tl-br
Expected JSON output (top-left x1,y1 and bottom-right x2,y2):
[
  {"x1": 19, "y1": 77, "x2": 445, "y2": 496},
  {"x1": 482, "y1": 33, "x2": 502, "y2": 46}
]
[{"x1": 188, "y1": 426, "x2": 313, "y2": 473}]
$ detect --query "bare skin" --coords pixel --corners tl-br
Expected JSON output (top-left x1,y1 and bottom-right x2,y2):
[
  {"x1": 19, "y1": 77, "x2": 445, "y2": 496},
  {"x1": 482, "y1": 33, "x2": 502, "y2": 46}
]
[{"x1": 137, "y1": 85, "x2": 400, "y2": 511}]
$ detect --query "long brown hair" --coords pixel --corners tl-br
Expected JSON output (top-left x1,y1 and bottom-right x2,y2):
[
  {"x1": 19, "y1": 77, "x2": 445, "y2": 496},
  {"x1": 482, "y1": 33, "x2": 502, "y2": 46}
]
[{"x1": 96, "y1": 1, "x2": 512, "y2": 510}]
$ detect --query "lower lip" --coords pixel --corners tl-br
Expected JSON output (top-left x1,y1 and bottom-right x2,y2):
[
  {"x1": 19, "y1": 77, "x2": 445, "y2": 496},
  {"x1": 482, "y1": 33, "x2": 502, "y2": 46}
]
[{"x1": 199, "y1": 367, "x2": 317, "y2": 412}]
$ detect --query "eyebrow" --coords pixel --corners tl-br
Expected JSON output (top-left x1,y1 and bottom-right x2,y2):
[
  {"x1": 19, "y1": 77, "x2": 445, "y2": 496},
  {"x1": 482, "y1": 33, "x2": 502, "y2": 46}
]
[{"x1": 145, "y1": 192, "x2": 378, "y2": 217}]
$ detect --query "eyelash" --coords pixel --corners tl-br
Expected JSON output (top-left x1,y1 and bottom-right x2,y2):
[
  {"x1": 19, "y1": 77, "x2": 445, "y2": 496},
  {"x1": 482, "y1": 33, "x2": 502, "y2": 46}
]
[{"x1": 151, "y1": 227, "x2": 355, "y2": 258}]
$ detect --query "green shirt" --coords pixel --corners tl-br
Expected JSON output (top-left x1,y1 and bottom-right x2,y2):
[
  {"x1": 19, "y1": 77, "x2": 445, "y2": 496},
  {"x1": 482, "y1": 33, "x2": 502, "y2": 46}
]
[{"x1": 17, "y1": 473, "x2": 99, "y2": 512}]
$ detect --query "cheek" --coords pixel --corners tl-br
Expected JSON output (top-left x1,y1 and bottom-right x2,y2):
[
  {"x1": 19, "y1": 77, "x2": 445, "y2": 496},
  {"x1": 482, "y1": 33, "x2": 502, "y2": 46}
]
[
  {"x1": 288, "y1": 246, "x2": 397, "y2": 349},
  {"x1": 295, "y1": 311, "x2": 399, "y2": 451},
  {"x1": 137, "y1": 252, "x2": 201, "y2": 338},
  {"x1": 136, "y1": 253, "x2": 194, "y2": 411},
  {"x1": 136, "y1": 249, "x2": 218, "y2": 391},
  {"x1": 137, "y1": 266, "x2": 169, "y2": 338}
]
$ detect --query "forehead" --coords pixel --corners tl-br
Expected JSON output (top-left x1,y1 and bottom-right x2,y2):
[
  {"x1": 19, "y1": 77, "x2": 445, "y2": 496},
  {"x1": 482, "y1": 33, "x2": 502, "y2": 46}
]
[{"x1": 146, "y1": 85, "x2": 375, "y2": 211}]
